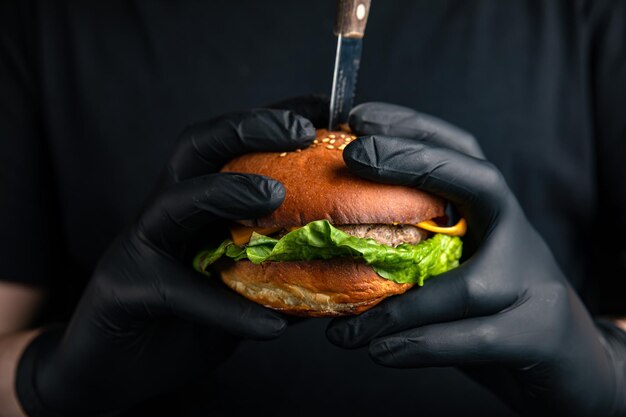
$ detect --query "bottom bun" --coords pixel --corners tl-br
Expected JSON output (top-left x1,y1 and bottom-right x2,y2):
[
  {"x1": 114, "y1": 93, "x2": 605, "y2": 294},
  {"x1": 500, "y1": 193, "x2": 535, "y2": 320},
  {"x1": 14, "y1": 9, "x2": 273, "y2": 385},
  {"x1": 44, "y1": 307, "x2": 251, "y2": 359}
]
[{"x1": 218, "y1": 259, "x2": 413, "y2": 317}]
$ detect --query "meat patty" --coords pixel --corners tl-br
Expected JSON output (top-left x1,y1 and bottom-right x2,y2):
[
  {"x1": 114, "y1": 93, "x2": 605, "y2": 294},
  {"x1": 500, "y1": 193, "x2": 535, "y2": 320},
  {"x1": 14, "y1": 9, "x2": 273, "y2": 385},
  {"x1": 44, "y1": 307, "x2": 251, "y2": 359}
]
[{"x1": 336, "y1": 224, "x2": 429, "y2": 247}]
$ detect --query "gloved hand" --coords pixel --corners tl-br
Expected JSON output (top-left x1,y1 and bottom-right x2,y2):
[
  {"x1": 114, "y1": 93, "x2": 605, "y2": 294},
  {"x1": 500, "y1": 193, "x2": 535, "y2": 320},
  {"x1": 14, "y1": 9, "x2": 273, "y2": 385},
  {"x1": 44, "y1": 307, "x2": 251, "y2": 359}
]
[
  {"x1": 327, "y1": 102, "x2": 626, "y2": 416},
  {"x1": 16, "y1": 108, "x2": 316, "y2": 416}
]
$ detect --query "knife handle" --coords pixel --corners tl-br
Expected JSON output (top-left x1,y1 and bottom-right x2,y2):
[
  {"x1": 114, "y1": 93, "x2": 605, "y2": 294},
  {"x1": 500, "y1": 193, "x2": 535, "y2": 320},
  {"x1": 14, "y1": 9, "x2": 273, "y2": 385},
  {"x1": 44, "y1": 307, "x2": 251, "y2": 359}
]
[{"x1": 334, "y1": 0, "x2": 371, "y2": 39}]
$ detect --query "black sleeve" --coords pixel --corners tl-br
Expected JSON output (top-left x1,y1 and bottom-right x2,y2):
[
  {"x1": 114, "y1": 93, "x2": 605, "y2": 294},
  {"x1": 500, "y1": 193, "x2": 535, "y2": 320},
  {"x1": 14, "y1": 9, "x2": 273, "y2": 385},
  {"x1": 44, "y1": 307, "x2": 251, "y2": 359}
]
[
  {"x1": 586, "y1": 0, "x2": 626, "y2": 315},
  {"x1": 0, "y1": 0, "x2": 62, "y2": 286}
]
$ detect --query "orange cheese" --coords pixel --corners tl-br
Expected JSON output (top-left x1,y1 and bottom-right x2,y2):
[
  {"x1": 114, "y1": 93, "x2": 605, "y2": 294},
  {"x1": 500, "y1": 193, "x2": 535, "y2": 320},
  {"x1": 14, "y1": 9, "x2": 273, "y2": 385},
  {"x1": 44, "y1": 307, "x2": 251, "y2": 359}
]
[
  {"x1": 230, "y1": 223, "x2": 283, "y2": 246},
  {"x1": 416, "y1": 218, "x2": 467, "y2": 237}
]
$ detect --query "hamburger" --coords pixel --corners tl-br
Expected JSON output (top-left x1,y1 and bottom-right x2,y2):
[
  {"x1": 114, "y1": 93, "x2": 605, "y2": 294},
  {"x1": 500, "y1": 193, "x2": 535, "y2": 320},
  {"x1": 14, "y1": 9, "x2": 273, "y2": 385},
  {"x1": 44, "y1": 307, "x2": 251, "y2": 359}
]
[{"x1": 193, "y1": 129, "x2": 464, "y2": 317}]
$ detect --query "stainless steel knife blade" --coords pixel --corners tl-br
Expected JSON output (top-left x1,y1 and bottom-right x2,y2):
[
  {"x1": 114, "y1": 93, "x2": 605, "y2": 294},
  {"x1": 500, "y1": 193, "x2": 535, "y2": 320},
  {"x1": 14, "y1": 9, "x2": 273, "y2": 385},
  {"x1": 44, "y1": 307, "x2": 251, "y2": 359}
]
[
  {"x1": 329, "y1": 0, "x2": 371, "y2": 130},
  {"x1": 329, "y1": 36, "x2": 362, "y2": 130}
]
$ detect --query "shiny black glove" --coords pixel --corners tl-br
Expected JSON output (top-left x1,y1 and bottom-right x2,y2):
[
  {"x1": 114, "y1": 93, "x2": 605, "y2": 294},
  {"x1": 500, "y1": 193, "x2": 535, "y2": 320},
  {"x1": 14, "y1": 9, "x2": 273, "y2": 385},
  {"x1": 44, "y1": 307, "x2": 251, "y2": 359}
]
[
  {"x1": 327, "y1": 102, "x2": 626, "y2": 416},
  {"x1": 16, "y1": 108, "x2": 316, "y2": 416}
]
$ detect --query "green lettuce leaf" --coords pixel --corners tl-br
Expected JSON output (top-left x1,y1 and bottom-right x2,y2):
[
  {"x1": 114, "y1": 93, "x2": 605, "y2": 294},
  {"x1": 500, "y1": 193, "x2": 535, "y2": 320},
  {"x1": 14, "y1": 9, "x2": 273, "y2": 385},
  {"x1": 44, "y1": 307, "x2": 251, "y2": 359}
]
[{"x1": 193, "y1": 220, "x2": 462, "y2": 285}]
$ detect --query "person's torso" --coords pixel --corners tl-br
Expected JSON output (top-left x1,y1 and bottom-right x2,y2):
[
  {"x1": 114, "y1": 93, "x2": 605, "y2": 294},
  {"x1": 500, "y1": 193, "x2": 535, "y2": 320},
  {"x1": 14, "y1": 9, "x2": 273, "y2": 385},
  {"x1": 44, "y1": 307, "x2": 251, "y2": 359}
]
[{"x1": 35, "y1": 1, "x2": 595, "y2": 415}]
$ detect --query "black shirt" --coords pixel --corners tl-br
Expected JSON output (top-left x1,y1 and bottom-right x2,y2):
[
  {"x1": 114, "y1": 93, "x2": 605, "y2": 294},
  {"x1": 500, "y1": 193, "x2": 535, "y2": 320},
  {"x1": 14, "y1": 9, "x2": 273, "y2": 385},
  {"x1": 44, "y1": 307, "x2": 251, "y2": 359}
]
[{"x1": 1, "y1": 1, "x2": 625, "y2": 415}]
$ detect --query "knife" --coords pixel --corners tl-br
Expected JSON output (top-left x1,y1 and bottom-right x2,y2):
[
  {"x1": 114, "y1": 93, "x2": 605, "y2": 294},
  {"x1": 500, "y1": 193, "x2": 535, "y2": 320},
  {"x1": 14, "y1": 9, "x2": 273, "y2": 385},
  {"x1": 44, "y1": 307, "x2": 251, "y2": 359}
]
[{"x1": 328, "y1": 0, "x2": 372, "y2": 130}]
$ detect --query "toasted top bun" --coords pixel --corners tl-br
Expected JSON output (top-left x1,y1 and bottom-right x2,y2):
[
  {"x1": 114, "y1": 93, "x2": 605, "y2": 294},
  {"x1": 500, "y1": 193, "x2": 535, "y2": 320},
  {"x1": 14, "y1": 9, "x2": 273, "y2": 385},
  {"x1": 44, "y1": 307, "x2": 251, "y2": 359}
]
[{"x1": 221, "y1": 129, "x2": 445, "y2": 228}]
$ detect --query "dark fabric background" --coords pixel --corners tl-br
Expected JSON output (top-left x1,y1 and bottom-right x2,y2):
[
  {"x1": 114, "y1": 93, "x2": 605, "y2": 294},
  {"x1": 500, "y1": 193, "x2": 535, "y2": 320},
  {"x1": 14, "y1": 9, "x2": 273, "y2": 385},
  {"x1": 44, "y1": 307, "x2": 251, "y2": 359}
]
[{"x1": 1, "y1": 1, "x2": 625, "y2": 415}]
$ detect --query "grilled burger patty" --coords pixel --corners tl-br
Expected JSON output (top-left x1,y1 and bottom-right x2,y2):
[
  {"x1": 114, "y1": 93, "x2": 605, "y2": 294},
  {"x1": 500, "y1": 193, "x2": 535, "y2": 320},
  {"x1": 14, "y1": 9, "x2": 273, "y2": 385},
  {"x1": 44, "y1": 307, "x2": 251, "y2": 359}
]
[
  {"x1": 273, "y1": 223, "x2": 429, "y2": 247},
  {"x1": 336, "y1": 224, "x2": 429, "y2": 247}
]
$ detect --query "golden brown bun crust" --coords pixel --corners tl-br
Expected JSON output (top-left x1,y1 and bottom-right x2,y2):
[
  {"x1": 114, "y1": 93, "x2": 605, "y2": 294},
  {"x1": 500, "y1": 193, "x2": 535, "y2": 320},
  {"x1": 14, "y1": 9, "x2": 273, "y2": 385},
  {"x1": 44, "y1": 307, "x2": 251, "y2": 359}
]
[
  {"x1": 218, "y1": 259, "x2": 413, "y2": 317},
  {"x1": 221, "y1": 129, "x2": 445, "y2": 228}
]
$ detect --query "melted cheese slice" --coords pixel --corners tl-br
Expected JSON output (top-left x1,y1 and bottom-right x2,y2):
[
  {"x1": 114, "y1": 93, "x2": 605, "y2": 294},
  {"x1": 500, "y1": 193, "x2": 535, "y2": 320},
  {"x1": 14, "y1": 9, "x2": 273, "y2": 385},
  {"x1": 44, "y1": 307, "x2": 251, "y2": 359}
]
[
  {"x1": 230, "y1": 223, "x2": 283, "y2": 246},
  {"x1": 416, "y1": 218, "x2": 467, "y2": 237},
  {"x1": 230, "y1": 218, "x2": 467, "y2": 246}
]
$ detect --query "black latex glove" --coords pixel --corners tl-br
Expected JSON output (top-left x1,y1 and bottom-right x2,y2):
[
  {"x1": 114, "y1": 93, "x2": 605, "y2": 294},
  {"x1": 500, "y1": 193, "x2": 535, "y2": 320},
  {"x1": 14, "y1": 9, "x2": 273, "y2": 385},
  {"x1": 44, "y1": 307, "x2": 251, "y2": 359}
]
[
  {"x1": 16, "y1": 108, "x2": 316, "y2": 416},
  {"x1": 327, "y1": 102, "x2": 626, "y2": 416}
]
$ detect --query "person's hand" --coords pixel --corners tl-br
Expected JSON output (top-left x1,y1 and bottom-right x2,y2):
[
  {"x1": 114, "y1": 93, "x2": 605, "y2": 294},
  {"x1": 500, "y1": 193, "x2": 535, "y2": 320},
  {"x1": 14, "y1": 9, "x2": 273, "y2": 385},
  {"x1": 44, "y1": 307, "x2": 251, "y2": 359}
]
[
  {"x1": 326, "y1": 103, "x2": 626, "y2": 416},
  {"x1": 348, "y1": 102, "x2": 485, "y2": 159},
  {"x1": 15, "y1": 108, "x2": 316, "y2": 416}
]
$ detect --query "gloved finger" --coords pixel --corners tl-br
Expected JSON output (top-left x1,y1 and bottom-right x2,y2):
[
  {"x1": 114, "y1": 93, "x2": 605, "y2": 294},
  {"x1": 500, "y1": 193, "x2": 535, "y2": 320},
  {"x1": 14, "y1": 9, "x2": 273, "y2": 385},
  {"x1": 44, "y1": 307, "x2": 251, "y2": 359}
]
[
  {"x1": 368, "y1": 314, "x2": 520, "y2": 368},
  {"x1": 138, "y1": 173, "x2": 284, "y2": 254},
  {"x1": 342, "y1": 136, "x2": 512, "y2": 225},
  {"x1": 168, "y1": 109, "x2": 316, "y2": 182},
  {"x1": 266, "y1": 94, "x2": 330, "y2": 128},
  {"x1": 159, "y1": 261, "x2": 288, "y2": 340},
  {"x1": 326, "y1": 259, "x2": 518, "y2": 349},
  {"x1": 349, "y1": 102, "x2": 485, "y2": 159}
]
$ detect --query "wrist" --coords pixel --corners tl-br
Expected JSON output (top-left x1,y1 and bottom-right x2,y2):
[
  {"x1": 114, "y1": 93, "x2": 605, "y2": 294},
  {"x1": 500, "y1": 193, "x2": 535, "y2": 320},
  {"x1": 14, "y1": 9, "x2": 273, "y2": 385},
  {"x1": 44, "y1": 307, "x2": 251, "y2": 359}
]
[
  {"x1": 0, "y1": 329, "x2": 42, "y2": 417},
  {"x1": 14, "y1": 325, "x2": 67, "y2": 417},
  {"x1": 595, "y1": 319, "x2": 626, "y2": 416},
  {"x1": 14, "y1": 325, "x2": 122, "y2": 417},
  {"x1": 612, "y1": 318, "x2": 626, "y2": 333}
]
